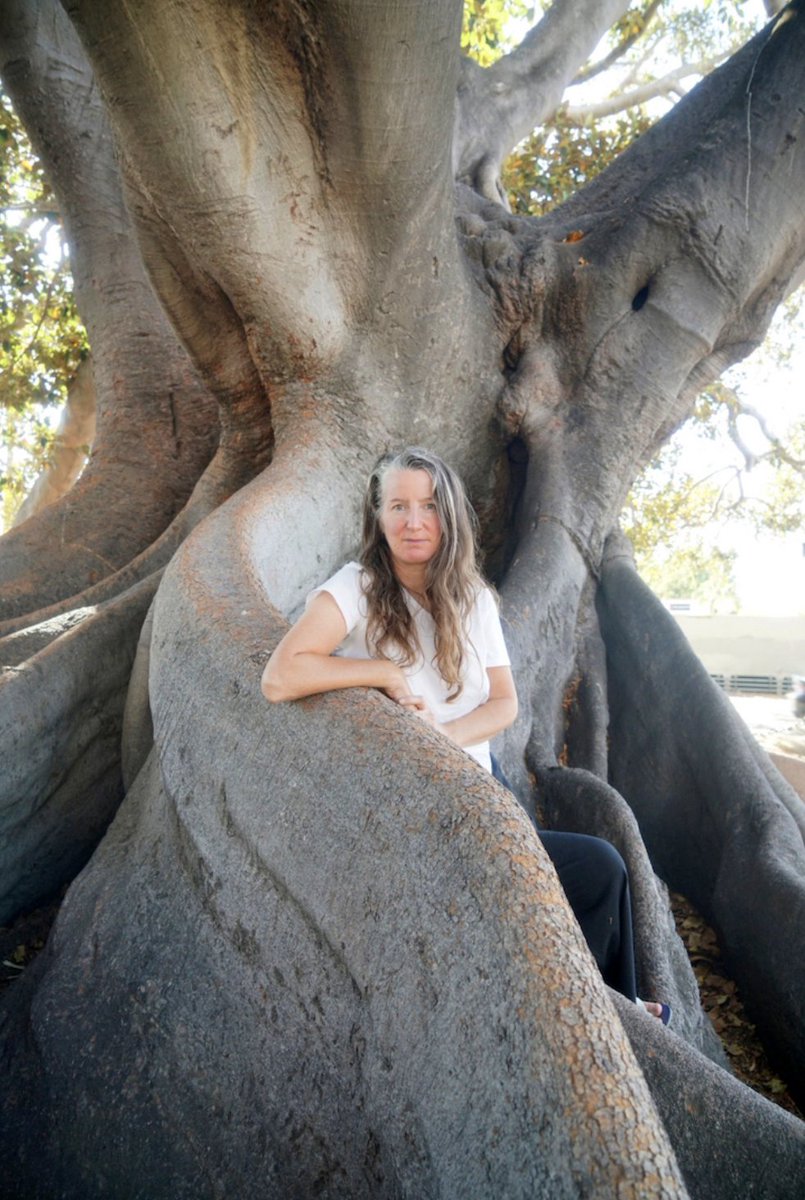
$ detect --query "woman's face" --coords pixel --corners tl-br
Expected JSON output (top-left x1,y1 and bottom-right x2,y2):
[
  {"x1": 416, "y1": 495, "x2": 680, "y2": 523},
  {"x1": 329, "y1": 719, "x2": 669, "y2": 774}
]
[{"x1": 379, "y1": 468, "x2": 442, "y2": 572}]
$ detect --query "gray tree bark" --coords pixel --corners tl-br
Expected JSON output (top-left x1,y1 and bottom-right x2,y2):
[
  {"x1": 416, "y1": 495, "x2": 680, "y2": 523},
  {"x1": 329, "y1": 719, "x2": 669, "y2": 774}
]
[{"x1": 1, "y1": 1, "x2": 804, "y2": 1196}]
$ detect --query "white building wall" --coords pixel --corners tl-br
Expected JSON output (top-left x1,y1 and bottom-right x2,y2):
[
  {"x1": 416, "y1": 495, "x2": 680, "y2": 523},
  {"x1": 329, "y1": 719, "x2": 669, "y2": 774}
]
[{"x1": 673, "y1": 615, "x2": 805, "y2": 686}]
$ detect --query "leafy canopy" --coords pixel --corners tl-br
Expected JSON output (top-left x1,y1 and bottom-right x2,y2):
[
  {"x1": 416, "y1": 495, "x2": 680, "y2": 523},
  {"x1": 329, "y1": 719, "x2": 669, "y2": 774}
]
[{"x1": 0, "y1": 90, "x2": 88, "y2": 529}]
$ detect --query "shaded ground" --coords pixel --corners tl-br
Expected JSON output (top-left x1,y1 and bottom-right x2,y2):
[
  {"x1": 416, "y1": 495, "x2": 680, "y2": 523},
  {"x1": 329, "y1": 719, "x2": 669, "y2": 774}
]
[
  {"x1": 0, "y1": 891, "x2": 62, "y2": 990},
  {"x1": 678, "y1": 690, "x2": 804, "y2": 1119},
  {"x1": 671, "y1": 891, "x2": 802, "y2": 1119}
]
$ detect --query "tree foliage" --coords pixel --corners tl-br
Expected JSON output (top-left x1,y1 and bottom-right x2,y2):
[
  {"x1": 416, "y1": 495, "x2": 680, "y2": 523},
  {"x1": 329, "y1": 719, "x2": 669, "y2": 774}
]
[
  {"x1": 621, "y1": 441, "x2": 741, "y2": 603},
  {"x1": 0, "y1": 89, "x2": 88, "y2": 526},
  {"x1": 622, "y1": 322, "x2": 805, "y2": 611},
  {"x1": 461, "y1": 0, "x2": 533, "y2": 65},
  {"x1": 499, "y1": 0, "x2": 761, "y2": 205},
  {"x1": 504, "y1": 107, "x2": 652, "y2": 215}
]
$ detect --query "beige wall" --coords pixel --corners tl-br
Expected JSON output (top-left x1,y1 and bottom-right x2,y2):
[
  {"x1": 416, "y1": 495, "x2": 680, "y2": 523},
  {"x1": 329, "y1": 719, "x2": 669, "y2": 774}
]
[{"x1": 673, "y1": 615, "x2": 805, "y2": 681}]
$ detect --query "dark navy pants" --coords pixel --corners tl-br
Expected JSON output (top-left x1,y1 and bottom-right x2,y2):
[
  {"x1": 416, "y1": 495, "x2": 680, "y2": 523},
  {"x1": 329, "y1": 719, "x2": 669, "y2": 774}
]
[{"x1": 491, "y1": 756, "x2": 637, "y2": 1002}]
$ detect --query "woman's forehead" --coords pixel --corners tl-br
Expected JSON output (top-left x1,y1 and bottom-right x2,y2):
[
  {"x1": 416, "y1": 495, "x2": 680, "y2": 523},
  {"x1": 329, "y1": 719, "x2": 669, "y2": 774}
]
[{"x1": 381, "y1": 467, "x2": 434, "y2": 500}]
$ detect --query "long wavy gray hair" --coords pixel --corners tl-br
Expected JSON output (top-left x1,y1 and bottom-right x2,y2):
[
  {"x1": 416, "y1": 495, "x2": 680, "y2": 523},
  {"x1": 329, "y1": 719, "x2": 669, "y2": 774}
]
[{"x1": 360, "y1": 447, "x2": 485, "y2": 699}]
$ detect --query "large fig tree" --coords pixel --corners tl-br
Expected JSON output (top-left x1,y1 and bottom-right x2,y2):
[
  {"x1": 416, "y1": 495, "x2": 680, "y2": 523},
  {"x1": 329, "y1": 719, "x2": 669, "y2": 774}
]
[{"x1": 2, "y1": 1, "x2": 805, "y2": 1196}]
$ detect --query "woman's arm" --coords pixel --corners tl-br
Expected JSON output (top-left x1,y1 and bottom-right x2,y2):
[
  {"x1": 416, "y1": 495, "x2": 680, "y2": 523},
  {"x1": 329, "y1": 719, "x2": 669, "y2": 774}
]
[
  {"x1": 262, "y1": 591, "x2": 412, "y2": 703},
  {"x1": 398, "y1": 665, "x2": 518, "y2": 747}
]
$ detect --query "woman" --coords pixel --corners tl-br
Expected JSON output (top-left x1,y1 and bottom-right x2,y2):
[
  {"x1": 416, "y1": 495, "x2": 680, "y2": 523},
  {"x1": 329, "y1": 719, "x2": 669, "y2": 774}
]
[{"x1": 263, "y1": 447, "x2": 668, "y2": 1021}]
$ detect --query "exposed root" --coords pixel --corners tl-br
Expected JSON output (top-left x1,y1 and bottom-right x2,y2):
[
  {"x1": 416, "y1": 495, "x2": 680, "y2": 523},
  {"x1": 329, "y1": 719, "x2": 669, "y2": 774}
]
[
  {"x1": 536, "y1": 764, "x2": 726, "y2": 1068},
  {"x1": 613, "y1": 990, "x2": 805, "y2": 1199},
  {"x1": 0, "y1": 441, "x2": 259, "y2": 643},
  {"x1": 0, "y1": 572, "x2": 158, "y2": 923}
]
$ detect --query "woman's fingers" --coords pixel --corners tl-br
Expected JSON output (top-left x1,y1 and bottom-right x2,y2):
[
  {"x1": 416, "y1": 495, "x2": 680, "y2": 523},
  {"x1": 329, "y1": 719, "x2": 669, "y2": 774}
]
[{"x1": 398, "y1": 696, "x2": 440, "y2": 729}]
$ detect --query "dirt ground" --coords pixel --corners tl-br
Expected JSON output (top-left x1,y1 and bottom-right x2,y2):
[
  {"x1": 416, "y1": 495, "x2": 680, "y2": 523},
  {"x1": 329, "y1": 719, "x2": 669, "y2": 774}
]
[{"x1": 672, "y1": 889, "x2": 802, "y2": 1118}]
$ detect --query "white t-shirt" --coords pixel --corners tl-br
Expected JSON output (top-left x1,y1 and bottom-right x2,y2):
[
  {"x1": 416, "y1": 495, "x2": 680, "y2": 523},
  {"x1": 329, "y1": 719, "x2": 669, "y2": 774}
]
[{"x1": 308, "y1": 562, "x2": 510, "y2": 771}]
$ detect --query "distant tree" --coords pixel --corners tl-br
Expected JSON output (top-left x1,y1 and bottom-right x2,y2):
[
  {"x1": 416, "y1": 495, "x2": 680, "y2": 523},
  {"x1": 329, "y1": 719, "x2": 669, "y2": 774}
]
[{"x1": 623, "y1": 349, "x2": 805, "y2": 611}]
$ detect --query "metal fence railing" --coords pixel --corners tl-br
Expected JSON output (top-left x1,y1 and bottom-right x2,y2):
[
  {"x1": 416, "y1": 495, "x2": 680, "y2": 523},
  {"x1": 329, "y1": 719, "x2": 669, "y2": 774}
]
[{"x1": 710, "y1": 674, "x2": 794, "y2": 696}]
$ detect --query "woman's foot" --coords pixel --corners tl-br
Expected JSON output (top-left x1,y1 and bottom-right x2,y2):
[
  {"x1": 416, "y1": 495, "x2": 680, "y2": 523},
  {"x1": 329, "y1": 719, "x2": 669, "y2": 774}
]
[{"x1": 636, "y1": 998, "x2": 672, "y2": 1025}]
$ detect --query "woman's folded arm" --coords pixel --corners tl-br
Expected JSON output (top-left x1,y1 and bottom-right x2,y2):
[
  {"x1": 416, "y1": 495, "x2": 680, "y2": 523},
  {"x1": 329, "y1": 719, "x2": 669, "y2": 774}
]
[{"x1": 262, "y1": 592, "x2": 410, "y2": 703}]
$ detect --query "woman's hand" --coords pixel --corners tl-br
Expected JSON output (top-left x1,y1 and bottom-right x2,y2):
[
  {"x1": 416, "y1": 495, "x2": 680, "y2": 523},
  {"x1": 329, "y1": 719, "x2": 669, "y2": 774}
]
[
  {"x1": 393, "y1": 667, "x2": 519, "y2": 746},
  {"x1": 380, "y1": 663, "x2": 415, "y2": 705},
  {"x1": 381, "y1": 671, "x2": 444, "y2": 732},
  {"x1": 395, "y1": 693, "x2": 441, "y2": 731}
]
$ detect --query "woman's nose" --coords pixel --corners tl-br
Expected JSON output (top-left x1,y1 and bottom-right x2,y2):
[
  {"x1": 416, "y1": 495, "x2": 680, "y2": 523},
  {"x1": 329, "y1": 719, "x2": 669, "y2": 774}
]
[{"x1": 407, "y1": 506, "x2": 423, "y2": 527}]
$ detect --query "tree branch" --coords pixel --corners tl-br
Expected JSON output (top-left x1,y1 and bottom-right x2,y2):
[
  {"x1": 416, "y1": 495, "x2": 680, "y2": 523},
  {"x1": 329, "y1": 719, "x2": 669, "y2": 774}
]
[
  {"x1": 11, "y1": 357, "x2": 96, "y2": 528},
  {"x1": 600, "y1": 546, "x2": 805, "y2": 1101},
  {"x1": 723, "y1": 391, "x2": 805, "y2": 474},
  {"x1": 563, "y1": 58, "x2": 717, "y2": 122},
  {"x1": 454, "y1": 0, "x2": 633, "y2": 202},
  {"x1": 554, "y1": 8, "x2": 804, "y2": 480},
  {"x1": 572, "y1": 0, "x2": 664, "y2": 85},
  {"x1": 456, "y1": 5, "x2": 805, "y2": 602}
]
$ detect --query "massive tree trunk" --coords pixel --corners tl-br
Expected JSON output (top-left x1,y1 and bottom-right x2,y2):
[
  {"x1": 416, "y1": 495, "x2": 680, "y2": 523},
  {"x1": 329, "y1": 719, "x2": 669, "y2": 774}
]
[{"x1": 1, "y1": 1, "x2": 804, "y2": 1195}]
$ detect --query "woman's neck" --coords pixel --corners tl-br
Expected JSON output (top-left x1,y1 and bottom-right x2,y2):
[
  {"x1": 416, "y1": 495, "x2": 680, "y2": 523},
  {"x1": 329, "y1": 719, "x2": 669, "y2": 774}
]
[{"x1": 393, "y1": 563, "x2": 430, "y2": 606}]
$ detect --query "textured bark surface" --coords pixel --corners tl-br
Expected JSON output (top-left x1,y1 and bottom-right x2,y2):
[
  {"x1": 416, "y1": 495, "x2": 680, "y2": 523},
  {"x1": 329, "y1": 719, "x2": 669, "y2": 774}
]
[
  {"x1": 1, "y1": 0, "x2": 804, "y2": 1194},
  {"x1": 0, "y1": 575, "x2": 158, "y2": 921},
  {"x1": 611, "y1": 992, "x2": 805, "y2": 1200}
]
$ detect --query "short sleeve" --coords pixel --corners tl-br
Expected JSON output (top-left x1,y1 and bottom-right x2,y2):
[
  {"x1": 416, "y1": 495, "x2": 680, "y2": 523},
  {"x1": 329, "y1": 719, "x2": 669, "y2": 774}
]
[
  {"x1": 306, "y1": 562, "x2": 366, "y2": 635},
  {"x1": 477, "y1": 586, "x2": 510, "y2": 668}
]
